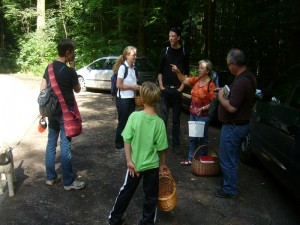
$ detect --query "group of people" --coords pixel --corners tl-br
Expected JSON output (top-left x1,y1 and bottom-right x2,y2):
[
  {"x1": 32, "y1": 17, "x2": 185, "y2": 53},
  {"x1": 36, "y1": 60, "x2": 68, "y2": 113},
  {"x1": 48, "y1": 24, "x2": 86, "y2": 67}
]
[{"x1": 40, "y1": 26, "x2": 256, "y2": 225}]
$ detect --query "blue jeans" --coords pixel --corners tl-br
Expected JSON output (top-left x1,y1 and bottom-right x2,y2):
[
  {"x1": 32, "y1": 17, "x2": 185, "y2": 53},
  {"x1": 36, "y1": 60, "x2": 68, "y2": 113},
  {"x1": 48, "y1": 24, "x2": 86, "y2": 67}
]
[
  {"x1": 159, "y1": 88, "x2": 182, "y2": 149},
  {"x1": 219, "y1": 123, "x2": 250, "y2": 196},
  {"x1": 188, "y1": 115, "x2": 209, "y2": 160},
  {"x1": 46, "y1": 114, "x2": 75, "y2": 186},
  {"x1": 115, "y1": 97, "x2": 135, "y2": 149}
]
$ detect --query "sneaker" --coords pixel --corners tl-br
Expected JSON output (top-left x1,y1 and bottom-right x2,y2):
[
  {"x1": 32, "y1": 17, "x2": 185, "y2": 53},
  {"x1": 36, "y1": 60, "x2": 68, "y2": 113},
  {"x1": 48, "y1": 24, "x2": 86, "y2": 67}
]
[
  {"x1": 180, "y1": 159, "x2": 192, "y2": 166},
  {"x1": 214, "y1": 188, "x2": 237, "y2": 199},
  {"x1": 109, "y1": 214, "x2": 126, "y2": 225},
  {"x1": 46, "y1": 174, "x2": 62, "y2": 186},
  {"x1": 115, "y1": 147, "x2": 124, "y2": 152},
  {"x1": 64, "y1": 180, "x2": 85, "y2": 191}
]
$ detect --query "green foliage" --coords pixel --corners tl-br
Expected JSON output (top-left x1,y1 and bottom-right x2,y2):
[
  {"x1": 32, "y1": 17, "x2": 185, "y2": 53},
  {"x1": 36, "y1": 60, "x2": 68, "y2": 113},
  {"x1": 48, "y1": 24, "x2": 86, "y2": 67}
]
[
  {"x1": 3, "y1": 1, "x2": 36, "y2": 35},
  {"x1": 74, "y1": 36, "x2": 129, "y2": 69},
  {"x1": 1, "y1": 0, "x2": 299, "y2": 89},
  {"x1": 189, "y1": 66, "x2": 199, "y2": 77},
  {"x1": 17, "y1": 31, "x2": 57, "y2": 76}
]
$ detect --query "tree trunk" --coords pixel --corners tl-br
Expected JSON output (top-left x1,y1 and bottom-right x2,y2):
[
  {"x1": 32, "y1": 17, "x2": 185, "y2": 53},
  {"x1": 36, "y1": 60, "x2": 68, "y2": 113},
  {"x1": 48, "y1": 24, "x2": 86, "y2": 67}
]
[
  {"x1": 0, "y1": 3, "x2": 4, "y2": 56},
  {"x1": 138, "y1": 0, "x2": 147, "y2": 56},
  {"x1": 58, "y1": 0, "x2": 68, "y2": 38},
  {"x1": 206, "y1": 0, "x2": 215, "y2": 60},
  {"x1": 36, "y1": 0, "x2": 45, "y2": 33}
]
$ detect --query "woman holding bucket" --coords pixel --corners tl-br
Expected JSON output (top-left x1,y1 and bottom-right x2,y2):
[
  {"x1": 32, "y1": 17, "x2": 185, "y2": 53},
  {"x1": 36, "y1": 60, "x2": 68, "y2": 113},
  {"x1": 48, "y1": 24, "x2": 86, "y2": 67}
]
[{"x1": 171, "y1": 60, "x2": 216, "y2": 165}]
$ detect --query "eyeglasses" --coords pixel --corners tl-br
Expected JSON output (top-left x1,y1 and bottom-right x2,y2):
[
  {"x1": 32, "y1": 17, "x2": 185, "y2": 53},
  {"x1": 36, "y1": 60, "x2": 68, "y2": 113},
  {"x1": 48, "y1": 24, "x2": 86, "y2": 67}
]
[
  {"x1": 227, "y1": 63, "x2": 234, "y2": 67},
  {"x1": 129, "y1": 53, "x2": 137, "y2": 57}
]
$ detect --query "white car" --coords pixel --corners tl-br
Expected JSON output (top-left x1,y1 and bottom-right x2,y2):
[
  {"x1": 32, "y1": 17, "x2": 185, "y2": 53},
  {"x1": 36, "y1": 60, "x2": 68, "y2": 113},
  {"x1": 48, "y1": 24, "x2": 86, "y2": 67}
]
[{"x1": 76, "y1": 56, "x2": 157, "y2": 91}]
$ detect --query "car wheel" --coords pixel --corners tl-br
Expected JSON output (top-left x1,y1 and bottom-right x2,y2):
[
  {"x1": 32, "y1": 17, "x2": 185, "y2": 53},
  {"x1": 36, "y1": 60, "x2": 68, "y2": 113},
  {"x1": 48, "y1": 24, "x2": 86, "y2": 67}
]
[
  {"x1": 239, "y1": 132, "x2": 255, "y2": 165},
  {"x1": 78, "y1": 76, "x2": 86, "y2": 92}
]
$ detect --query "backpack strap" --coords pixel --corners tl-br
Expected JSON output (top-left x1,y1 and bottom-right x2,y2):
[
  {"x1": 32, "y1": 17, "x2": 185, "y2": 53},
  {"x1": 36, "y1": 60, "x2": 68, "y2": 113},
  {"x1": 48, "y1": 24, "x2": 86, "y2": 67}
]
[
  {"x1": 206, "y1": 79, "x2": 215, "y2": 103},
  {"x1": 207, "y1": 79, "x2": 212, "y2": 93},
  {"x1": 165, "y1": 46, "x2": 185, "y2": 56},
  {"x1": 119, "y1": 63, "x2": 128, "y2": 97}
]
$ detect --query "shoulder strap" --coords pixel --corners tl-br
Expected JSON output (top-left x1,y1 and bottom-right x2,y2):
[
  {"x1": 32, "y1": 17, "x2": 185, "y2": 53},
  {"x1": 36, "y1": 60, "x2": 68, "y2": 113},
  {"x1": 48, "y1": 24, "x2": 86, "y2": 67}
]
[
  {"x1": 134, "y1": 67, "x2": 138, "y2": 79},
  {"x1": 121, "y1": 63, "x2": 129, "y2": 79},
  {"x1": 165, "y1": 47, "x2": 169, "y2": 55},
  {"x1": 48, "y1": 62, "x2": 68, "y2": 113},
  {"x1": 207, "y1": 79, "x2": 212, "y2": 93},
  {"x1": 121, "y1": 62, "x2": 138, "y2": 79},
  {"x1": 125, "y1": 66, "x2": 129, "y2": 79},
  {"x1": 165, "y1": 46, "x2": 185, "y2": 56},
  {"x1": 118, "y1": 63, "x2": 130, "y2": 97}
]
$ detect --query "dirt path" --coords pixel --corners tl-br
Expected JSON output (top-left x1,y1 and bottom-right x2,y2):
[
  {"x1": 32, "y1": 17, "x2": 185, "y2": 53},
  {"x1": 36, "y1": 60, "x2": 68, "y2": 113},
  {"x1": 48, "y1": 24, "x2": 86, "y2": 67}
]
[{"x1": 0, "y1": 75, "x2": 299, "y2": 225}]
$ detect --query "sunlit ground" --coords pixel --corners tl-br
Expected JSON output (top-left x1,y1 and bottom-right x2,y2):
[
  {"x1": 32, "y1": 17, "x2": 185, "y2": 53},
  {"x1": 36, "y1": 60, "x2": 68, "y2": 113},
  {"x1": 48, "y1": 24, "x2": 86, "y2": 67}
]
[{"x1": 0, "y1": 75, "x2": 40, "y2": 148}]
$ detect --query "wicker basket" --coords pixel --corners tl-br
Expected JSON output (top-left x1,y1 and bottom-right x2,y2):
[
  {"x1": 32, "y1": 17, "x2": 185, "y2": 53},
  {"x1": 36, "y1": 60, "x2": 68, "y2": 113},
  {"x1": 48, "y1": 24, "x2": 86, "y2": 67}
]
[
  {"x1": 158, "y1": 174, "x2": 177, "y2": 211},
  {"x1": 191, "y1": 145, "x2": 221, "y2": 176},
  {"x1": 135, "y1": 95, "x2": 143, "y2": 108}
]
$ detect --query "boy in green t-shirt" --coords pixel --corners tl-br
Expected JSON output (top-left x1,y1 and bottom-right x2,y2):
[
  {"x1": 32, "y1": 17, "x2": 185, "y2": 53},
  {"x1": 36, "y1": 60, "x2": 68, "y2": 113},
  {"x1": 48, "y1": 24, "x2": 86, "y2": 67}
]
[{"x1": 109, "y1": 81, "x2": 170, "y2": 225}]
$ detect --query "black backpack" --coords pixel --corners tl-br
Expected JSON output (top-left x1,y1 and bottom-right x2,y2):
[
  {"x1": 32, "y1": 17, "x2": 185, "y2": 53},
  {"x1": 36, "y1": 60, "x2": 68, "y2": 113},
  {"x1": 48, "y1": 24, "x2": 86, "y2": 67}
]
[{"x1": 111, "y1": 63, "x2": 138, "y2": 97}]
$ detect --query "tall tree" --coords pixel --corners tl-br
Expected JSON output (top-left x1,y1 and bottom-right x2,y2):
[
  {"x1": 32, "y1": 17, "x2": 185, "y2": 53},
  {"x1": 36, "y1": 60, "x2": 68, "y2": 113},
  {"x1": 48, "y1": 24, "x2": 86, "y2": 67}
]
[
  {"x1": 0, "y1": 2, "x2": 4, "y2": 55},
  {"x1": 137, "y1": 0, "x2": 147, "y2": 56},
  {"x1": 36, "y1": 0, "x2": 45, "y2": 33},
  {"x1": 205, "y1": 0, "x2": 215, "y2": 60}
]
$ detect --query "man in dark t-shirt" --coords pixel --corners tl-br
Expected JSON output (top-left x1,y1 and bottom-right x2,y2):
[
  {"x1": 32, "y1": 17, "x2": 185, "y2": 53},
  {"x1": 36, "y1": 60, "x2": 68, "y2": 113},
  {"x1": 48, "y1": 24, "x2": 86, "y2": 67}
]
[
  {"x1": 215, "y1": 48, "x2": 257, "y2": 199},
  {"x1": 157, "y1": 27, "x2": 189, "y2": 154},
  {"x1": 39, "y1": 38, "x2": 84, "y2": 191}
]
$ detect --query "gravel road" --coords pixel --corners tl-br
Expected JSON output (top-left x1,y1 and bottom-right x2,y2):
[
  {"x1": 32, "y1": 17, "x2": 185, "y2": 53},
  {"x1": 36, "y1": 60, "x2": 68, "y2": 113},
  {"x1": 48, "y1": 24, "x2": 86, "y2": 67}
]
[{"x1": 0, "y1": 74, "x2": 299, "y2": 225}]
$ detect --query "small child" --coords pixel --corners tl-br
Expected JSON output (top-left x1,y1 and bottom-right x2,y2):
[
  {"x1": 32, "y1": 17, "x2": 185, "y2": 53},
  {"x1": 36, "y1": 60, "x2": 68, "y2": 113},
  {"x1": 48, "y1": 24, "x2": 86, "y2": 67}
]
[{"x1": 108, "y1": 81, "x2": 170, "y2": 225}]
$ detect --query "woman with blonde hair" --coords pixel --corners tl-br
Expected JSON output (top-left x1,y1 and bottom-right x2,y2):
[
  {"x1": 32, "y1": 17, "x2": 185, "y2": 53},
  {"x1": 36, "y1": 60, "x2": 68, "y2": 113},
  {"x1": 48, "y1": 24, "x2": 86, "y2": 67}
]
[
  {"x1": 171, "y1": 60, "x2": 217, "y2": 165},
  {"x1": 114, "y1": 46, "x2": 141, "y2": 151}
]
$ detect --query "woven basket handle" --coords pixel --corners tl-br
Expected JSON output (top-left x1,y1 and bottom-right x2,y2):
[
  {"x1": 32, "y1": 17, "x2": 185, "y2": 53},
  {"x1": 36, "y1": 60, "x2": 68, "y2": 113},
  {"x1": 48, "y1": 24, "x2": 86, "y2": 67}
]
[
  {"x1": 192, "y1": 145, "x2": 219, "y2": 160},
  {"x1": 160, "y1": 174, "x2": 176, "y2": 190},
  {"x1": 160, "y1": 174, "x2": 174, "y2": 181}
]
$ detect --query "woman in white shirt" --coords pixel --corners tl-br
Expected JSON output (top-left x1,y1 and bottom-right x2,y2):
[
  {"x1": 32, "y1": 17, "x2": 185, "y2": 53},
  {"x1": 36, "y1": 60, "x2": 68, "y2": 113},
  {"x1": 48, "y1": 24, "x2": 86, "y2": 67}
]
[{"x1": 113, "y1": 46, "x2": 140, "y2": 151}]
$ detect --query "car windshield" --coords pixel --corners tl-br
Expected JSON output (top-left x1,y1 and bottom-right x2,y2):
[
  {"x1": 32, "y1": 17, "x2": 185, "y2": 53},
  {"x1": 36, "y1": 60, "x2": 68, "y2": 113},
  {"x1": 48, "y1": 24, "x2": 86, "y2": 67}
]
[
  {"x1": 265, "y1": 64, "x2": 300, "y2": 106},
  {"x1": 89, "y1": 59, "x2": 106, "y2": 70},
  {"x1": 104, "y1": 59, "x2": 117, "y2": 69}
]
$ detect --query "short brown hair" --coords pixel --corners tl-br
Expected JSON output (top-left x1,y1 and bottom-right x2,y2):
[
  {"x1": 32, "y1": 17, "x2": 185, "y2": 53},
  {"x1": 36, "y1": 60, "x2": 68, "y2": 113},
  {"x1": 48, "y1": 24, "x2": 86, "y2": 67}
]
[
  {"x1": 140, "y1": 81, "x2": 160, "y2": 107},
  {"x1": 57, "y1": 38, "x2": 75, "y2": 57}
]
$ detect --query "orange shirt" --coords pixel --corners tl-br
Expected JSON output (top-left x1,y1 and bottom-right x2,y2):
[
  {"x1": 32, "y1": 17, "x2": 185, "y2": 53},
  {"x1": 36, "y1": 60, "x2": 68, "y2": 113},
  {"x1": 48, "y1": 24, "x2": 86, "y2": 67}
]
[{"x1": 189, "y1": 76, "x2": 217, "y2": 116}]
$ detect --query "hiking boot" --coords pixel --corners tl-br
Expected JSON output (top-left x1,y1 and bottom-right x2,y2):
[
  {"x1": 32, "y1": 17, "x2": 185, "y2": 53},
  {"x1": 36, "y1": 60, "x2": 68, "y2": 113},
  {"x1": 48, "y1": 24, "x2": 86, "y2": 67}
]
[
  {"x1": 46, "y1": 174, "x2": 62, "y2": 186},
  {"x1": 64, "y1": 180, "x2": 85, "y2": 191}
]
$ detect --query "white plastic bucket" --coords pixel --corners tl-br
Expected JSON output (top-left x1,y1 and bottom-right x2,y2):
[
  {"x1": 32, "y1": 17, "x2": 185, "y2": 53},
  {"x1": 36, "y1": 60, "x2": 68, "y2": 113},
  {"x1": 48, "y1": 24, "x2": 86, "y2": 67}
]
[{"x1": 188, "y1": 121, "x2": 205, "y2": 137}]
